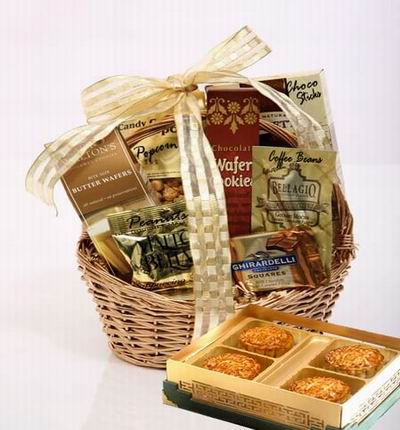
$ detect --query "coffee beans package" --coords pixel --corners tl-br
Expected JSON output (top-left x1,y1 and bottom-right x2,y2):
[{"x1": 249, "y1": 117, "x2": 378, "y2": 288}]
[{"x1": 252, "y1": 147, "x2": 336, "y2": 277}]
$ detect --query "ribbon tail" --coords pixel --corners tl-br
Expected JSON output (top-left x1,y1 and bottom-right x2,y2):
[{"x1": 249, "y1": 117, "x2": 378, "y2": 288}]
[
  {"x1": 185, "y1": 26, "x2": 271, "y2": 79},
  {"x1": 175, "y1": 94, "x2": 234, "y2": 338},
  {"x1": 26, "y1": 122, "x2": 118, "y2": 209}
]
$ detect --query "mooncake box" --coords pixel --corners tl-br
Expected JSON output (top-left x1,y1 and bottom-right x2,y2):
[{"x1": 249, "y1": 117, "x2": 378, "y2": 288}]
[{"x1": 163, "y1": 305, "x2": 400, "y2": 430}]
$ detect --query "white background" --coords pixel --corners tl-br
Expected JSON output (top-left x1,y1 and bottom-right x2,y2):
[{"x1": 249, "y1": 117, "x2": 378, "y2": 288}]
[{"x1": 1, "y1": 0, "x2": 399, "y2": 429}]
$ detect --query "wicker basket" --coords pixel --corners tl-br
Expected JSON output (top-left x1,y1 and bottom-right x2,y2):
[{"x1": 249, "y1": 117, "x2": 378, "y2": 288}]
[{"x1": 77, "y1": 118, "x2": 355, "y2": 369}]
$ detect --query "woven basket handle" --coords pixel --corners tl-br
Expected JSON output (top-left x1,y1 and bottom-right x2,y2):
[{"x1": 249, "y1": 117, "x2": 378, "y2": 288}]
[{"x1": 259, "y1": 118, "x2": 298, "y2": 147}]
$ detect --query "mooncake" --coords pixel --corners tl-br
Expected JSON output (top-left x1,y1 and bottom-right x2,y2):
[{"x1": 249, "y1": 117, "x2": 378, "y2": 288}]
[
  {"x1": 325, "y1": 344, "x2": 384, "y2": 378},
  {"x1": 289, "y1": 376, "x2": 351, "y2": 403},
  {"x1": 239, "y1": 325, "x2": 294, "y2": 357},
  {"x1": 203, "y1": 352, "x2": 261, "y2": 380}
]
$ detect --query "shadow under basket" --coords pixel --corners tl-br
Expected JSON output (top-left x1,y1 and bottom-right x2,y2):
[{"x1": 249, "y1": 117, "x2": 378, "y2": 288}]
[{"x1": 77, "y1": 119, "x2": 356, "y2": 369}]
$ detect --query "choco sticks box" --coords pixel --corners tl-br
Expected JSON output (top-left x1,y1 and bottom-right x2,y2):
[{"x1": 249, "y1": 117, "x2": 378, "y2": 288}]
[{"x1": 242, "y1": 70, "x2": 336, "y2": 150}]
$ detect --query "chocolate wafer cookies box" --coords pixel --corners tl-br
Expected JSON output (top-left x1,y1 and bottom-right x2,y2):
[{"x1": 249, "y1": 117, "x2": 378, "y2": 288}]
[
  {"x1": 163, "y1": 305, "x2": 400, "y2": 430},
  {"x1": 205, "y1": 86, "x2": 260, "y2": 237}
]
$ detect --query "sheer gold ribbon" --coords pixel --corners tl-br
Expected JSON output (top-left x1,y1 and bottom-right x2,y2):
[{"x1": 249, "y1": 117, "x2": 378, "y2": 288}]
[{"x1": 26, "y1": 26, "x2": 325, "y2": 337}]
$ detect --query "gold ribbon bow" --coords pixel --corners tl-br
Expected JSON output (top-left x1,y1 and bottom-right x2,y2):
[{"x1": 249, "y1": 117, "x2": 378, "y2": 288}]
[{"x1": 26, "y1": 26, "x2": 325, "y2": 337}]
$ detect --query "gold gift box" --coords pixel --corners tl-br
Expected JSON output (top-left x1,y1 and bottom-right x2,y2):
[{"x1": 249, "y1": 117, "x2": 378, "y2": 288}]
[{"x1": 164, "y1": 305, "x2": 400, "y2": 429}]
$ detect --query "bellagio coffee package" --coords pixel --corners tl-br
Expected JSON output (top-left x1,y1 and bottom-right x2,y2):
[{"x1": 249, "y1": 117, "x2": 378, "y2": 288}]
[
  {"x1": 205, "y1": 87, "x2": 260, "y2": 237},
  {"x1": 252, "y1": 146, "x2": 337, "y2": 278}
]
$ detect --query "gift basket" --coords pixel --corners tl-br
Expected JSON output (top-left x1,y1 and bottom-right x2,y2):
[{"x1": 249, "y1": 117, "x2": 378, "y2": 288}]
[{"x1": 26, "y1": 27, "x2": 355, "y2": 369}]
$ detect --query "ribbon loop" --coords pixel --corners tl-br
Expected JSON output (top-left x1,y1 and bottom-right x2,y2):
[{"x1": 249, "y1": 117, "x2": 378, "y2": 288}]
[
  {"x1": 166, "y1": 74, "x2": 198, "y2": 94},
  {"x1": 166, "y1": 74, "x2": 185, "y2": 89}
]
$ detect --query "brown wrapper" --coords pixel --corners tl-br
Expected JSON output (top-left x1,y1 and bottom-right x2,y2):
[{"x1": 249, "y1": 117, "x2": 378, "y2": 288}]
[{"x1": 230, "y1": 226, "x2": 327, "y2": 291}]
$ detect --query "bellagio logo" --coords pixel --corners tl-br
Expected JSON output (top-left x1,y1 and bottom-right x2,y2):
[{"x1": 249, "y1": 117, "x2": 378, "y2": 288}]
[
  {"x1": 269, "y1": 165, "x2": 319, "y2": 201},
  {"x1": 257, "y1": 164, "x2": 328, "y2": 227}
]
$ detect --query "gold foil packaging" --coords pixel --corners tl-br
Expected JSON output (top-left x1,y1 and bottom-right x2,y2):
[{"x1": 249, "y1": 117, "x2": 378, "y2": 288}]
[
  {"x1": 231, "y1": 227, "x2": 327, "y2": 291},
  {"x1": 252, "y1": 147, "x2": 336, "y2": 278},
  {"x1": 108, "y1": 201, "x2": 193, "y2": 293}
]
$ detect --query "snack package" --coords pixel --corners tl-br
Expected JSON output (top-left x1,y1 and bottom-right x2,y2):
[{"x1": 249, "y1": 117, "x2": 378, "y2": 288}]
[
  {"x1": 61, "y1": 130, "x2": 156, "y2": 275},
  {"x1": 118, "y1": 91, "x2": 206, "y2": 206},
  {"x1": 107, "y1": 201, "x2": 193, "y2": 294},
  {"x1": 121, "y1": 123, "x2": 185, "y2": 204},
  {"x1": 230, "y1": 226, "x2": 327, "y2": 291},
  {"x1": 118, "y1": 90, "x2": 205, "y2": 141},
  {"x1": 252, "y1": 146, "x2": 336, "y2": 277},
  {"x1": 118, "y1": 117, "x2": 159, "y2": 141}
]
